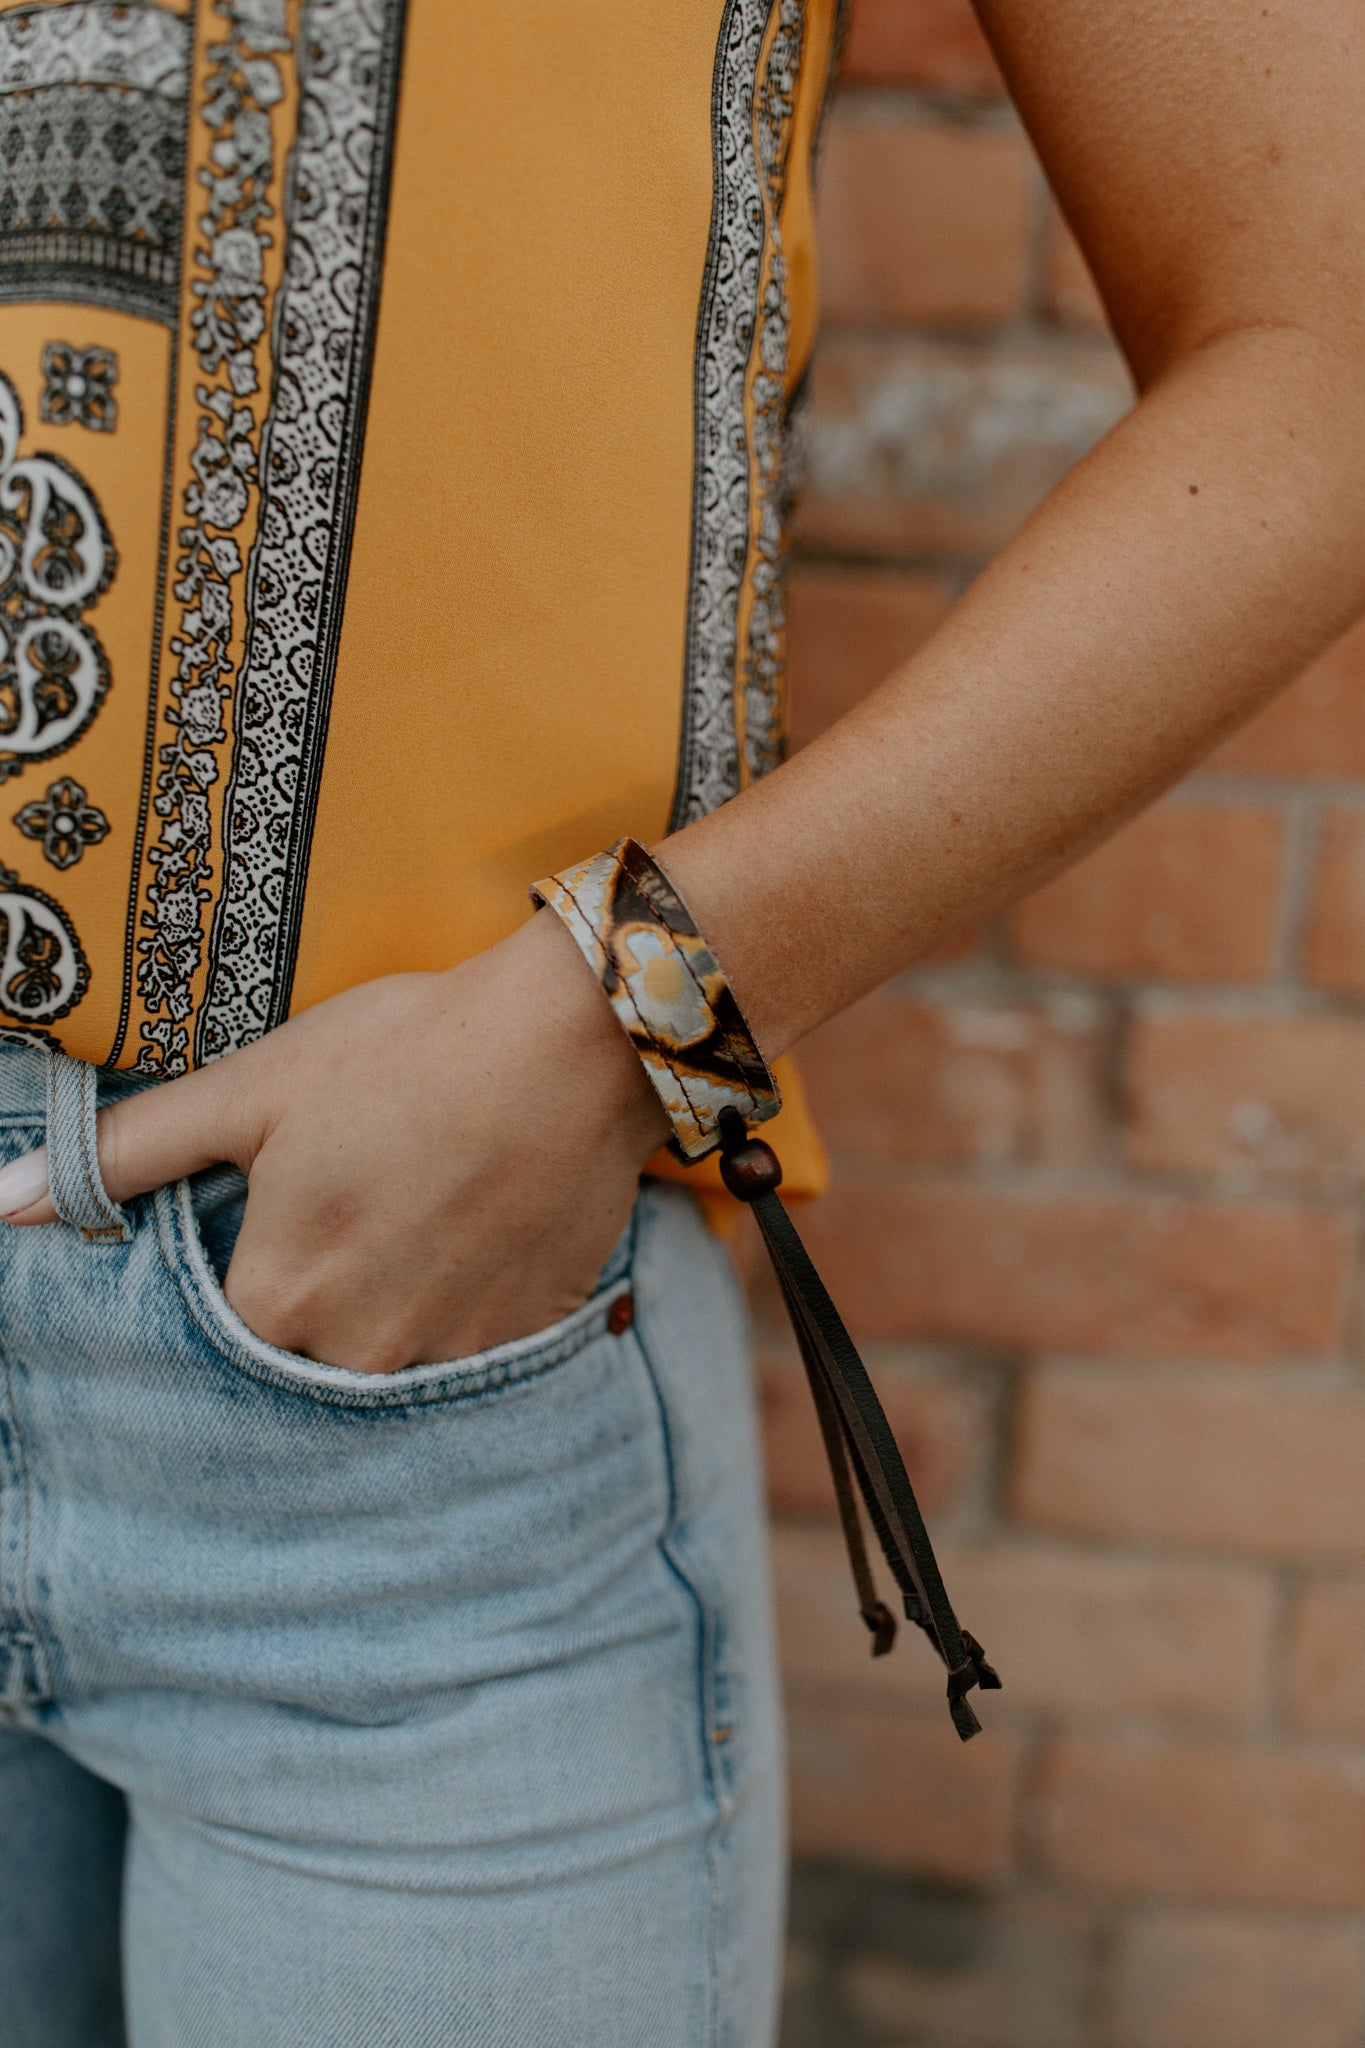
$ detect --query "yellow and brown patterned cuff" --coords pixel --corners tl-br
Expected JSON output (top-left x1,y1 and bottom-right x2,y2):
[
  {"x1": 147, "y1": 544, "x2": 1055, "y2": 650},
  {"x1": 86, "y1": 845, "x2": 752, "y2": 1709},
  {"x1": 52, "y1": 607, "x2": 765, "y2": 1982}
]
[{"x1": 530, "y1": 837, "x2": 781, "y2": 1162}]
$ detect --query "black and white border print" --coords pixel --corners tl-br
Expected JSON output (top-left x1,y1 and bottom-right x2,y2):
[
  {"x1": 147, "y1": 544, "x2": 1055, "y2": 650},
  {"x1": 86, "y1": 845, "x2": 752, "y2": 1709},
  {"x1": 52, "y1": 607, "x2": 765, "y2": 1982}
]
[
  {"x1": 670, "y1": 0, "x2": 809, "y2": 830},
  {"x1": 0, "y1": 1, "x2": 191, "y2": 325},
  {"x1": 193, "y1": 0, "x2": 409, "y2": 1064}
]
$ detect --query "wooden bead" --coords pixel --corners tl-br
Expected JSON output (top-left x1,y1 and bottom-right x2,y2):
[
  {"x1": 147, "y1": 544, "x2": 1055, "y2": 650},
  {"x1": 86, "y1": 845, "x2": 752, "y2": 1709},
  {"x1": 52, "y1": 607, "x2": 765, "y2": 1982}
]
[
  {"x1": 607, "y1": 1292, "x2": 635, "y2": 1336},
  {"x1": 718, "y1": 1135, "x2": 783, "y2": 1201}
]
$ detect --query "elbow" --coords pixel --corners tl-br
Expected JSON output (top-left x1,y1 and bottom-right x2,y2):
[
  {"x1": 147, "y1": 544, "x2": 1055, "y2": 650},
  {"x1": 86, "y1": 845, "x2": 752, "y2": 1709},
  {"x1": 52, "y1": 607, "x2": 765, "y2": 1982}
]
[{"x1": 1121, "y1": 295, "x2": 1365, "y2": 404}]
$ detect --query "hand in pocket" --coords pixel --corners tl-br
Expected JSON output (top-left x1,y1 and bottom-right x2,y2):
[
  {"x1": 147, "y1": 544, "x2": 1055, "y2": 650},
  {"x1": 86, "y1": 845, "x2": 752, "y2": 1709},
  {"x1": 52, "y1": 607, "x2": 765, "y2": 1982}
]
[{"x1": 0, "y1": 915, "x2": 667, "y2": 1373}]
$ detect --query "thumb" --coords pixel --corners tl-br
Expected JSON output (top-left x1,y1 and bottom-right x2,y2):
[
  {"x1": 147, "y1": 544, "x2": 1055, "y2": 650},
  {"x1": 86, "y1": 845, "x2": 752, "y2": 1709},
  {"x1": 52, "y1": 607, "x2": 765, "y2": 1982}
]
[{"x1": 0, "y1": 1064, "x2": 255, "y2": 1227}]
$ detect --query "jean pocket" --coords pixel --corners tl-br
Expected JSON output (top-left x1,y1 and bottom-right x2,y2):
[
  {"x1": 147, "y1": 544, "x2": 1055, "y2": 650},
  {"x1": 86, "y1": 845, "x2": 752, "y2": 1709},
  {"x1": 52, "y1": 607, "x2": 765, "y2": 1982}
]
[
  {"x1": 0, "y1": 1119, "x2": 46, "y2": 1162},
  {"x1": 152, "y1": 1173, "x2": 636, "y2": 1411}
]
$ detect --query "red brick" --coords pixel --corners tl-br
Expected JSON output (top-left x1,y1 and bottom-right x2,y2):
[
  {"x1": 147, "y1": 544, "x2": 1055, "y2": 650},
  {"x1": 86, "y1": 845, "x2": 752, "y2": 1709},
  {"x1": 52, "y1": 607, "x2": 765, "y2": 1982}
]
[
  {"x1": 759, "y1": 1344, "x2": 981, "y2": 1519},
  {"x1": 1036, "y1": 1736, "x2": 1365, "y2": 1909},
  {"x1": 799, "y1": 1183, "x2": 1349, "y2": 1360},
  {"x1": 801, "y1": 993, "x2": 1105, "y2": 1167},
  {"x1": 845, "y1": 1896, "x2": 1091, "y2": 2048},
  {"x1": 774, "y1": 1524, "x2": 1273, "y2": 1728},
  {"x1": 1126, "y1": 1009, "x2": 1365, "y2": 1187},
  {"x1": 1210, "y1": 613, "x2": 1365, "y2": 778},
  {"x1": 1306, "y1": 811, "x2": 1365, "y2": 995},
  {"x1": 774, "y1": 1522, "x2": 963, "y2": 1711},
  {"x1": 1044, "y1": 211, "x2": 1109, "y2": 334},
  {"x1": 797, "y1": 335, "x2": 1131, "y2": 562},
  {"x1": 1009, "y1": 804, "x2": 1286, "y2": 985},
  {"x1": 818, "y1": 114, "x2": 1030, "y2": 329},
  {"x1": 1014, "y1": 1369, "x2": 1365, "y2": 1562},
  {"x1": 787, "y1": 562, "x2": 953, "y2": 748},
  {"x1": 841, "y1": 0, "x2": 1006, "y2": 97},
  {"x1": 1110, "y1": 1910, "x2": 1365, "y2": 2048},
  {"x1": 788, "y1": 1694, "x2": 1021, "y2": 1881},
  {"x1": 1285, "y1": 1581, "x2": 1365, "y2": 1742}
]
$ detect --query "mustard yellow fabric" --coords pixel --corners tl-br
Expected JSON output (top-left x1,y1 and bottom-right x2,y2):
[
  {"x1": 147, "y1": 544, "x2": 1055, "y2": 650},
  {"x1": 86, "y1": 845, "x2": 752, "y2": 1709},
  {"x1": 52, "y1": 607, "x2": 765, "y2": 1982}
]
[{"x1": 0, "y1": 0, "x2": 840, "y2": 1194}]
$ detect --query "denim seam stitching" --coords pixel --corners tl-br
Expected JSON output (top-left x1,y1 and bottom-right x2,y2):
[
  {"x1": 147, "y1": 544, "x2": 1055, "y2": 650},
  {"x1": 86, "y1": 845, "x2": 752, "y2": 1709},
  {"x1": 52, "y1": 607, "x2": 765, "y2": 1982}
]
[
  {"x1": 75, "y1": 1065, "x2": 127, "y2": 1239},
  {"x1": 630, "y1": 1296, "x2": 725, "y2": 2048},
  {"x1": 154, "y1": 1217, "x2": 615, "y2": 1409},
  {"x1": 42, "y1": 1051, "x2": 71, "y2": 1226},
  {"x1": 0, "y1": 1334, "x2": 52, "y2": 1701},
  {"x1": 153, "y1": 1186, "x2": 628, "y2": 1411}
]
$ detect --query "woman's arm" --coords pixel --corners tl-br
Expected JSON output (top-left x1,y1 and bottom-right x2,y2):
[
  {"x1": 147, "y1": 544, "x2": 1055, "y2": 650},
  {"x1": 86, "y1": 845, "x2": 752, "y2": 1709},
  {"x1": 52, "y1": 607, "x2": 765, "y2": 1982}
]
[
  {"x1": 661, "y1": 0, "x2": 1365, "y2": 1055},
  {"x1": 5, "y1": 0, "x2": 1364, "y2": 1375},
  {"x1": 664, "y1": 322, "x2": 1365, "y2": 1055}
]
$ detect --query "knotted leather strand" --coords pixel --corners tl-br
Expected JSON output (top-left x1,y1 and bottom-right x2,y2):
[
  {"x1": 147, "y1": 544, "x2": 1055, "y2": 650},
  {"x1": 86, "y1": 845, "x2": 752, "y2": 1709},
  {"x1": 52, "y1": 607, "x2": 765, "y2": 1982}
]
[
  {"x1": 780, "y1": 1261, "x2": 898, "y2": 1657},
  {"x1": 719, "y1": 1110, "x2": 1000, "y2": 1742}
]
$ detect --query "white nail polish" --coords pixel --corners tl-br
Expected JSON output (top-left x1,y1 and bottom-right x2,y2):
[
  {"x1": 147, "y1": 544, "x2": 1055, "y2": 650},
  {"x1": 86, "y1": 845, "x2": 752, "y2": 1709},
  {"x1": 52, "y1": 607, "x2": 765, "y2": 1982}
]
[{"x1": 0, "y1": 1145, "x2": 50, "y2": 1217}]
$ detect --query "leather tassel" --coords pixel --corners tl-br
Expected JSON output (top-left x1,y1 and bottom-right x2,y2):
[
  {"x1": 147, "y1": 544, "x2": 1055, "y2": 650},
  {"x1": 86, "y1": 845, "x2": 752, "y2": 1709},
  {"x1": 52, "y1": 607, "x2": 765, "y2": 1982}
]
[{"x1": 718, "y1": 1109, "x2": 1001, "y2": 1742}]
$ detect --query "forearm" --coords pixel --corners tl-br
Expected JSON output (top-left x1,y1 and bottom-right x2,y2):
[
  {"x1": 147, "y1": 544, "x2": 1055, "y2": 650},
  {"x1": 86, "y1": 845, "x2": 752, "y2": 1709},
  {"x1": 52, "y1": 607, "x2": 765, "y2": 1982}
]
[{"x1": 659, "y1": 325, "x2": 1365, "y2": 1058}]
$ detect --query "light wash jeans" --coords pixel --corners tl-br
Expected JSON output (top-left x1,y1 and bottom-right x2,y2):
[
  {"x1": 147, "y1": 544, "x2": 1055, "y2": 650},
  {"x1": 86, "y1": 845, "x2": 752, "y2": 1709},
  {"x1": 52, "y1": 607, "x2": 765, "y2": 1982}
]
[{"x1": 0, "y1": 1045, "x2": 785, "y2": 2046}]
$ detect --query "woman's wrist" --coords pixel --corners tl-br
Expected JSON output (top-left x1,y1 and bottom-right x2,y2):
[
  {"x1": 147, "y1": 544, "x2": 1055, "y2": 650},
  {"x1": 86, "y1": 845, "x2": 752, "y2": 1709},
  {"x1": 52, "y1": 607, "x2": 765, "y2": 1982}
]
[
  {"x1": 642, "y1": 809, "x2": 812, "y2": 1064},
  {"x1": 486, "y1": 908, "x2": 672, "y2": 1163},
  {"x1": 530, "y1": 838, "x2": 781, "y2": 1162}
]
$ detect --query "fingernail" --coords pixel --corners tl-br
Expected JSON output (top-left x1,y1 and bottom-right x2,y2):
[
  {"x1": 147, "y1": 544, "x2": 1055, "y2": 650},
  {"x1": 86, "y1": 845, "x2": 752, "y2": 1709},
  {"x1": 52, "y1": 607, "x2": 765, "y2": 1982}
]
[{"x1": 0, "y1": 1145, "x2": 50, "y2": 1217}]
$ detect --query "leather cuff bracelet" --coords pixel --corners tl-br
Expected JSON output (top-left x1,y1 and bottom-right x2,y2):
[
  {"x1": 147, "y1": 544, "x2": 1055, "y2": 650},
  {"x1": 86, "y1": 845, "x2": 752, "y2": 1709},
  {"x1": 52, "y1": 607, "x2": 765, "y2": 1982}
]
[
  {"x1": 531, "y1": 837, "x2": 1000, "y2": 1739},
  {"x1": 530, "y1": 836, "x2": 781, "y2": 1162}
]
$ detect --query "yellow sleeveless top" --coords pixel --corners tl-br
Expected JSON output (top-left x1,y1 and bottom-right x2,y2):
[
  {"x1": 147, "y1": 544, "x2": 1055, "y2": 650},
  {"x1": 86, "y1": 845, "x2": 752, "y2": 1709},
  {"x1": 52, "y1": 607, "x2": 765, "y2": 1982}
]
[{"x1": 0, "y1": 0, "x2": 838, "y2": 1194}]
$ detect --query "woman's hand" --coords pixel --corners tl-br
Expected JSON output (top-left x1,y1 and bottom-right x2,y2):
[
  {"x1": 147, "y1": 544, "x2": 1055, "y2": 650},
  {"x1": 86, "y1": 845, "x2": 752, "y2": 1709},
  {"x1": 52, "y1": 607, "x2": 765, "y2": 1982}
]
[{"x1": 0, "y1": 911, "x2": 669, "y2": 1373}]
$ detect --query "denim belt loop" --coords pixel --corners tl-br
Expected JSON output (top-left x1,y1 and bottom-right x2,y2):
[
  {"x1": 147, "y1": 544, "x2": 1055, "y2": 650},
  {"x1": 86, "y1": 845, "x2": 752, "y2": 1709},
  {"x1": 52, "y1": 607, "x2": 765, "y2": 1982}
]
[{"x1": 44, "y1": 1048, "x2": 132, "y2": 1245}]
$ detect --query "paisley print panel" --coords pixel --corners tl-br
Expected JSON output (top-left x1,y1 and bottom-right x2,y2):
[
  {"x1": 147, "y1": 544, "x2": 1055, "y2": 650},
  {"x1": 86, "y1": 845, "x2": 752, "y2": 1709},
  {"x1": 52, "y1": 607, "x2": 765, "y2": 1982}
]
[
  {"x1": 0, "y1": 0, "x2": 409, "y2": 1062},
  {"x1": 0, "y1": 0, "x2": 842, "y2": 1118}
]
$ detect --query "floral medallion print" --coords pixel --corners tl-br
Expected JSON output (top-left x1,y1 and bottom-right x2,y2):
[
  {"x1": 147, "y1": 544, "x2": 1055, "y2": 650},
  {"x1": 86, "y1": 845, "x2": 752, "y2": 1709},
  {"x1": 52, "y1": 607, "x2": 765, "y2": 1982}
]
[
  {"x1": 0, "y1": 863, "x2": 88, "y2": 1023},
  {"x1": 41, "y1": 344, "x2": 119, "y2": 434},
  {"x1": 14, "y1": 776, "x2": 110, "y2": 871},
  {"x1": 0, "y1": 370, "x2": 115, "y2": 786}
]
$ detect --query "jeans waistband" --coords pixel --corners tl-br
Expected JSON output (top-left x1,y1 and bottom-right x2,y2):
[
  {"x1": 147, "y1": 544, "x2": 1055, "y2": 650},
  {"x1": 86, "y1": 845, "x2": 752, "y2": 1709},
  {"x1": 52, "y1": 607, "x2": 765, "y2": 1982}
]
[{"x1": 0, "y1": 1040, "x2": 155, "y2": 1122}]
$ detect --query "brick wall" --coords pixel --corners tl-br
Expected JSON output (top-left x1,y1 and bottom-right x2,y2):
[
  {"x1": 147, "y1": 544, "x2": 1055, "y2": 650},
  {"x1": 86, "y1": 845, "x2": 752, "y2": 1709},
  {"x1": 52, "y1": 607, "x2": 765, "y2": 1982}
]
[{"x1": 768, "y1": 6, "x2": 1365, "y2": 2044}]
